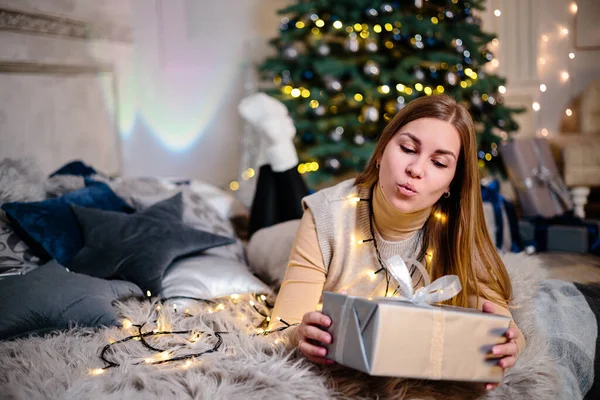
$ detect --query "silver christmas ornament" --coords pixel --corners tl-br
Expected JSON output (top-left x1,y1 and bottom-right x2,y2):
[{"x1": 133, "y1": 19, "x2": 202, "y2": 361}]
[
  {"x1": 354, "y1": 133, "x2": 366, "y2": 145},
  {"x1": 365, "y1": 39, "x2": 378, "y2": 52},
  {"x1": 314, "y1": 105, "x2": 326, "y2": 116},
  {"x1": 415, "y1": 69, "x2": 426, "y2": 81},
  {"x1": 327, "y1": 158, "x2": 341, "y2": 170},
  {"x1": 445, "y1": 71, "x2": 458, "y2": 86},
  {"x1": 396, "y1": 96, "x2": 406, "y2": 111},
  {"x1": 345, "y1": 33, "x2": 359, "y2": 52},
  {"x1": 324, "y1": 76, "x2": 342, "y2": 91},
  {"x1": 283, "y1": 46, "x2": 298, "y2": 60},
  {"x1": 471, "y1": 93, "x2": 482, "y2": 107},
  {"x1": 363, "y1": 106, "x2": 379, "y2": 122},
  {"x1": 363, "y1": 60, "x2": 380, "y2": 76},
  {"x1": 381, "y1": 3, "x2": 393, "y2": 13},
  {"x1": 318, "y1": 44, "x2": 330, "y2": 56},
  {"x1": 330, "y1": 126, "x2": 344, "y2": 142},
  {"x1": 366, "y1": 8, "x2": 378, "y2": 17}
]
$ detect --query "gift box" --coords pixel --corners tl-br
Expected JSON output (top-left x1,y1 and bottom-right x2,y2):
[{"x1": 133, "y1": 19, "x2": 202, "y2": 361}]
[
  {"x1": 500, "y1": 138, "x2": 572, "y2": 218},
  {"x1": 519, "y1": 212, "x2": 600, "y2": 254},
  {"x1": 321, "y1": 257, "x2": 511, "y2": 382}
]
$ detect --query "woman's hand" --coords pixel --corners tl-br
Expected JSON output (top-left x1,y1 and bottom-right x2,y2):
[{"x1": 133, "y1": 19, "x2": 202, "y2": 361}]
[
  {"x1": 297, "y1": 311, "x2": 334, "y2": 365},
  {"x1": 482, "y1": 301, "x2": 520, "y2": 390}
]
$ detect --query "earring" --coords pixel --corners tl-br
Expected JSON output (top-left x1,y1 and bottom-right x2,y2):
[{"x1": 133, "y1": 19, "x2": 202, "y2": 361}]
[{"x1": 443, "y1": 191, "x2": 450, "y2": 198}]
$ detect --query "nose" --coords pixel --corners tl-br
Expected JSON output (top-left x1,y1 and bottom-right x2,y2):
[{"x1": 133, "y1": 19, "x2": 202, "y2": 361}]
[{"x1": 406, "y1": 159, "x2": 424, "y2": 179}]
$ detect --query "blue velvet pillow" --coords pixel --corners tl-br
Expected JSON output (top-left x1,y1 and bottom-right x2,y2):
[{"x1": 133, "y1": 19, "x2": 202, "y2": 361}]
[
  {"x1": 1, "y1": 180, "x2": 134, "y2": 266},
  {"x1": 49, "y1": 160, "x2": 98, "y2": 178}
]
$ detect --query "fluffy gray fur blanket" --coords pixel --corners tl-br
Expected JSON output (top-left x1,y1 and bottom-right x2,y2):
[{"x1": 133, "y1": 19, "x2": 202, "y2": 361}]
[{"x1": 0, "y1": 253, "x2": 563, "y2": 399}]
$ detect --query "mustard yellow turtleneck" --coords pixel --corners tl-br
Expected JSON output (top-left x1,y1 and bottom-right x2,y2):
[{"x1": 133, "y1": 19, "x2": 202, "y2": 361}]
[{"x1": 372, "y1": 183, "x2": 431, "y2": 241}]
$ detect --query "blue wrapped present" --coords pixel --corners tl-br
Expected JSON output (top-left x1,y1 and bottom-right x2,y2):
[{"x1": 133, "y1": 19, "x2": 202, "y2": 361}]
[{"x1": 481, "y1": 180, "x2": 522, "y2": 253}]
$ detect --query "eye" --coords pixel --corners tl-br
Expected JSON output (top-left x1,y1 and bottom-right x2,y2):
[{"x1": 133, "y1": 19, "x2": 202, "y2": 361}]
[
  {"x1": 432, "y1": 160, "x2": 447, "y2": 168},
  {"x1": 400, "y1": 145, "x2": 416, "y2": 154}
]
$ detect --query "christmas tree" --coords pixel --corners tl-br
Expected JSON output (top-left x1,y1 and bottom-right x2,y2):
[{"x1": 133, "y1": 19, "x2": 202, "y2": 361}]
[{"x1": 259, "y1": 0, "x2": 524, "y2": 189}]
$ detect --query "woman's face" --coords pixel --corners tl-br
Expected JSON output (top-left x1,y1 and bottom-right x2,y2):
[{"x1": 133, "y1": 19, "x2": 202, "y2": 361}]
[{"x1": 378, "y1": 117, "x2": 461, "y2": 213}]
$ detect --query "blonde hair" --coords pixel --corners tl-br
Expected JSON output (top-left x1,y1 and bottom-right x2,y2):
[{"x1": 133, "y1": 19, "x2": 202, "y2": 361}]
[{"x1": 355, "y1": 94, "x2": 511, "y2": 308}]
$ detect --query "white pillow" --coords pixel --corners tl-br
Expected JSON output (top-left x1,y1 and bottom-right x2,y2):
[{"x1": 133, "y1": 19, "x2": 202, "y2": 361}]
[
  {"x1": 246, "y1": 219, "x2": 301, "y2": 288},
  {"x1": 155, "y1": 178, "x2": 248, "y2": 220},
  {"x1": 161, "y1": 254, "x2": 270, "y2": 299}
]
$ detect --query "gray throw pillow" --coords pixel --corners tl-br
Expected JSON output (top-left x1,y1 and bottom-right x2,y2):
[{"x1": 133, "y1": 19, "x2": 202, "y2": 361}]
[
  {"x1": 68, "y1": 193, "x2": 235, "y2": 295},
  {"x1": 0, "y1": 260, "x2": 143, "y2": 340},
  {"x1": 132, "y1": 187, "x2": 246, "y2": 263}
]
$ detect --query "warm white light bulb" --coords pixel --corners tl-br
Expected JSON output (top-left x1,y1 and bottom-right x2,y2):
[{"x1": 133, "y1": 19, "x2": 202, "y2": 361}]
[
  {"x1": 541, "y1": 128, "x2": 549, "y2": 137},
  {"x1": 498, "y1": 86, "x2": 506, "y2": 94},
  {"x1": 494, "y1": 9, "x2": 502, "y2": 17},
  {"x1": 561, "y1": 71, "x2": 570, "y2": 81},
  {"x1": 542, "y1": 35, "x2": 549, "y2": 42},
  {"x1": 561, "y1": 27, "x2": 569, "y2": 36},
  {"x1": 540, "y1": 84, "x2": 547, "y2": 92},
  {"x1": 566, "y1": 108, "x2": 573, "y2": 116},
  {"x1": 570, "y1": 2, "x2": 578, "y2": 14},
  {"x1": 569, "y1": 52, "x2": 575, "y2": 59},
  {"x1": 532, "y1": 102, "x2": 541, "y2": 111}
]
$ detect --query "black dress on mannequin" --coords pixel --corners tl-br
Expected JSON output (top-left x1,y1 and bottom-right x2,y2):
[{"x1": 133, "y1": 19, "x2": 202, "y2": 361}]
[{"x1": 248, "y1": 164, "x2": 309, "y2": 238}]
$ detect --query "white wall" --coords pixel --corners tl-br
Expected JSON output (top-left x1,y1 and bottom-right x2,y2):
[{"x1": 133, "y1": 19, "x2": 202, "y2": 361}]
[
  {"x1": 536, "y1": 0, "x2": 600, "y2": 136},
  {"x1": 124, "y1": 0, "x2": 289, "y2": 188},
  {"x1": 482, "y1": 0, "x2": 600, "y2": 138}
]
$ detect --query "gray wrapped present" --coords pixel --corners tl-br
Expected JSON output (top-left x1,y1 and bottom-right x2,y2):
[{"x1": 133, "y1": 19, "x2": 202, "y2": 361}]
[
  {"x1": 321, "y1": 257, "x2": 510, "y2": 382},
  {"x1": 500, "y1": 138, "x2": 572, "y2": 218}
]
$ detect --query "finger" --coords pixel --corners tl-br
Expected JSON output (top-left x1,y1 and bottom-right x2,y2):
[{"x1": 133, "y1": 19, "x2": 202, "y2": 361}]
[
  {"x1": 482, "y1": 301, "x2": 495, "y2": 314},
  {"x1": 498, "y1": 356, "x2": 516, "y2": 369},
  {"x1": 304, "y1": 354, "x2": 334, "y2": 365},
  {"x1": 506, "y1": 327, "x2": 519, "y2": 340},
  {"x1": 302, "y1": 312, "x2": 332, "y2": 328},
  {"x1": 485, "y1": 383, "x2": 499, "y2": 391},
  {"x1": 303, "y1": 325, "x2": 332, "y2": 344},
  {"x1": 299, "y1": 339, "x2": 328, "y2": 358},
  {"x1": 492, "y1": 341, "x2": 518, "y2": 357}
]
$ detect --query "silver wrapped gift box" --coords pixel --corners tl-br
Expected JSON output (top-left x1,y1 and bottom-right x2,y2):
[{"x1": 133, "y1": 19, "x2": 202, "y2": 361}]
[{"x1": 322, "y1": 291, "x2": 511, "y2": 382}]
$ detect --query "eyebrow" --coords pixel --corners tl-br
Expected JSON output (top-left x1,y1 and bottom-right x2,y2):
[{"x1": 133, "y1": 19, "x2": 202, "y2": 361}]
[{"x1": 398, "y1": 132, "x2": 457, "y2": 159}]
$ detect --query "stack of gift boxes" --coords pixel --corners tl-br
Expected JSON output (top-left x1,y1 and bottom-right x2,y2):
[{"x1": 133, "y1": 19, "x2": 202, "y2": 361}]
[{"x1": 500, "y1": 138, "x2": 599, "y2": 255}]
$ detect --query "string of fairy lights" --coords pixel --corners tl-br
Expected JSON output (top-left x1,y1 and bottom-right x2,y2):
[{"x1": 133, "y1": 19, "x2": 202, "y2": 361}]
[{"x1": 88, "y1": 293, "x2": 296, "y2": 376}]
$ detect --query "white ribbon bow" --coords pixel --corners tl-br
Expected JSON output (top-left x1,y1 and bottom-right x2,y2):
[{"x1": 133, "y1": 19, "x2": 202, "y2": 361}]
[{"x1": 384, "y1": 255, "x2": 462, "y2": 304}]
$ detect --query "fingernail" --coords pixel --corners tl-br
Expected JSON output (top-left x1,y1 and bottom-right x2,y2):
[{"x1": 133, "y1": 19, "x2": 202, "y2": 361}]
[
  {"x1": 324, "y1": 334, "x2": 332, "y2": 344},
  {"x1": 324, "y1": 317, "x2": 332, "y2": 326},
  {"x1": 320, "y1": 348, "x2": 327, "y2": 356},
  {"x1": 485, "y1": 384, "x2": 492, "y2": 390}
]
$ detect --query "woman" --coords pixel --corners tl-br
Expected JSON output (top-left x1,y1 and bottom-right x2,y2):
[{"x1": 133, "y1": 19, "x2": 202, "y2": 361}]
[{"x1": 240, "y1": 93, "x2": 524, "y2": 391}]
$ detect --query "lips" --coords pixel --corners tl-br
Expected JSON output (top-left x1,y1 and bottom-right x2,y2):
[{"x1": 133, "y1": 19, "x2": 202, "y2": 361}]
[{"x1": 398, "y1": 183, "x2": 417, "y2": 193}]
